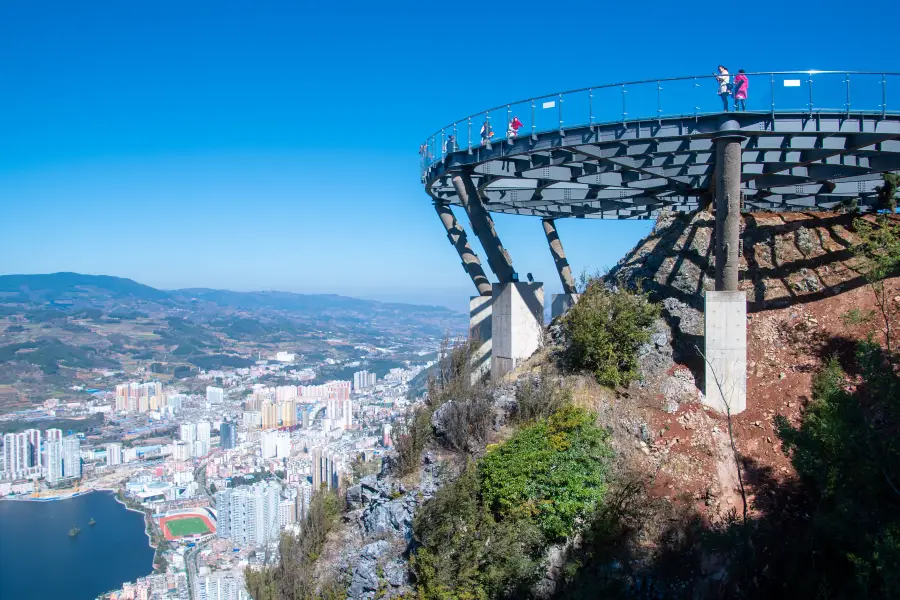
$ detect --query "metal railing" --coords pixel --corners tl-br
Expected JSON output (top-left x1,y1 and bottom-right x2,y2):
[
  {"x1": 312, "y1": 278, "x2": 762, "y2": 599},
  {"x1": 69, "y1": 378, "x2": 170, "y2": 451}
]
[{"x1": 419, "y1": 70, "x2": 900, "y2": 175}]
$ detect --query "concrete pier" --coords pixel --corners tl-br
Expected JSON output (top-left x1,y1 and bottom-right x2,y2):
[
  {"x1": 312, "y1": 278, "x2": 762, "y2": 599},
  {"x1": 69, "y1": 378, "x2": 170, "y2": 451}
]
[
  {"x1": 491, "y1": 282, "x2": 544, "y2": 381},
  {"x1": 434, "y1": 202, "x2": 492, "y2": 297},
  {"x1": 469, "y1": 295, "x2": 493, "y2": 377},
  {"x1": 703, "y1": 291, "x2": 747, "y2": 415}
]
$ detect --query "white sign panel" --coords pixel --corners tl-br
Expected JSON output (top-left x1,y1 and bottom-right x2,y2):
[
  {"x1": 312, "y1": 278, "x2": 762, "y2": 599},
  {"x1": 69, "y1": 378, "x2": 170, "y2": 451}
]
[
  {"x1": 542, "y1": 101, "x2": 556, "y2": 109},
  {"x1": 783, "y1": 79, "x2": 801, "y2": 87}
]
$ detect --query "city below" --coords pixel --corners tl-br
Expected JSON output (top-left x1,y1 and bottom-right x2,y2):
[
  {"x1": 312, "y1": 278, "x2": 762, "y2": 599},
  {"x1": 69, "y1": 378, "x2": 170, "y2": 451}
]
[{"x1": 0, "y1": 349, "x2": 435, "y2": 600}]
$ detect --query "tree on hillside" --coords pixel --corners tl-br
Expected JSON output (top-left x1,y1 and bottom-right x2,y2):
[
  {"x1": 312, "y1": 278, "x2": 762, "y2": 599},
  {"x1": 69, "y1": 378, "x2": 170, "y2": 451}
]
[
  {"x1": 853, "y1": 211, "x2": 900, "y2": 352},
  {"x1": 875, "y1": 172, "x2": 899, "y2": 213}
]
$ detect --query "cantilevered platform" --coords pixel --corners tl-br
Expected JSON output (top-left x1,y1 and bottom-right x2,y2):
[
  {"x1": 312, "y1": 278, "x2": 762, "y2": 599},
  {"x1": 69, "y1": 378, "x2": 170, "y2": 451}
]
[
  {"x1": 421, "y1": 71, "x2": 900, "y2": 402},
  {"x1": 422, "y1": 71, "x2": 900, "y2": 218}
]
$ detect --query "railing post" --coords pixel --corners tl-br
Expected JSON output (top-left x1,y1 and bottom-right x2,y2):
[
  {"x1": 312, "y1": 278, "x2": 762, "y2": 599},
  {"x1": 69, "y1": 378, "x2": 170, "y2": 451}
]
[
  {"x1": 808, "y1": 72, "x2": 814, "y2": 117},
  {"x1": 883, "y1": 74, "x2": 888, "y2": 118},
  {"x1": 621, "y1": 84, "x2": 627, "y2": 124},
  {"x1": 589, "y1": 88, "x2": 594, "y2": 128},
  {"x1": 506, "y1": 104, "x2": 511, "y2": 140},
  {"x1": 770, "y1": 73, "x2": 776, "y2": 129},
  {"x1": 531, "y1": 99, "x2": 536, "y2": 141},
  {"x1": 441, "y1": 129, "x2": 445, "y2": 160},
  {"x1": 558, "y1": 93, "x2": 564, "y2": 135},
  {"x1": 656, "y1": 80, "x2": 663, "y2": 124},
  {"x1": 467, "y1": 117, "x2": 472, "y2": 153},
  {"x1": 693, "y1": 78, "x2": 700, "y2": 120},
  {"x1": 485, "y1": 111, "x2": 492, "y2": 149},
  {"x1": 453, "y1": 123, "x2": 458, "y2": 154},
  {"x1": 845, "y1": 73, "x2": 851, "y2": 117}
]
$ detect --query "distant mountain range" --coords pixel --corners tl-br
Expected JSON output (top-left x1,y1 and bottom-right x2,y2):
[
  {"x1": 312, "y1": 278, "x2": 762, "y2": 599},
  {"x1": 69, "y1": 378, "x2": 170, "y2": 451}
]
[
  {"x1": 0, "y1": 272, "x2": 455, "y2": 314},
  {"x1": 0, "y1": 273, "x2": 464, "y2": 412}
]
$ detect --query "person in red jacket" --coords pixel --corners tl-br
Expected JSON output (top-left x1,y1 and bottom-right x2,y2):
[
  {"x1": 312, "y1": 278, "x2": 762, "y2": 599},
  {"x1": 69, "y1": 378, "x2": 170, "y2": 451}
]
[
  {"x1": 507, "y1": 116, "x2": 524, "y2": 139},
  {"x1": 733, "y1": 70, "x2": 749, "y2": 112}
]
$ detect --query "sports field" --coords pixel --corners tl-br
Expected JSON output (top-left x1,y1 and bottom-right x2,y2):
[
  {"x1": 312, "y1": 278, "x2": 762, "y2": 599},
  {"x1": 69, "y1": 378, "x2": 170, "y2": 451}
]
[{"x1": 164, "y1": 516, "x2": 212, "y2": 537}]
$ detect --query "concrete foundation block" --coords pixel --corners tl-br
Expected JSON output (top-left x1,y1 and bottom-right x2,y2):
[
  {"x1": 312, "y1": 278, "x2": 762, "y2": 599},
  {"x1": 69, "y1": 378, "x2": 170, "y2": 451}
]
[
  {"x1": 551, "y1": 293, "x2": 580, "y2": 319},
  {"x1": 490, "y1": 283, "x2": 544, "y2": 381},
  {"x1": 703, "y1": 291, "x2": 747, "y2": 415},
  {"x1": 469, "y1": 295, "x2": 492, "y2": 378}
]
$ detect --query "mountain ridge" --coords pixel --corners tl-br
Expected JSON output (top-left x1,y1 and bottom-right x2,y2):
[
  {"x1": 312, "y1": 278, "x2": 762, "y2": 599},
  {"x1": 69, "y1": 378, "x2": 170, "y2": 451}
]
[{"x1": 0, "y1": 272, "x2": 460, "y2": 314}]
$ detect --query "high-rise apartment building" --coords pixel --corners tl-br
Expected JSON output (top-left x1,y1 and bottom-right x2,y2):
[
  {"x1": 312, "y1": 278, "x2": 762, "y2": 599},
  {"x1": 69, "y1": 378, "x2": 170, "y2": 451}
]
[
  {"x1": 280, "y1": 399, "x2": 297, "y2": 427},
  {"x1": 311, "y1": 447, "x2": 341, "y2": 492},
  {"x1": 180, "y1": 423, "x2": 197, "y2": 445},
  {"x1": 201, "y1": 571, "x2": 251, "y2": 600},
  {"x1": 61, "y1": 436, "x2": 81, "y2": 479},
  {"x1": 46, "y1": 439, "x2": 63, "y2": 484},
  {"x1": 206, "y1": 386, "x2": 224, "y2": 405},
  {"x1": 215, "y1": 482, "x2": 281, "y2": 548},
  {"x1": 260, "y1": 430, "x2": 290, "y2": 460},
  {"x1": 197, "y1": 422, "x2": 211, "y2": 446},
  {"x1": 261, "y1": 402, "x2": 279, "y2": 430},
  {"x1": 220, "y1": 422, "x2": 236, "y2": 450},
  {"x1": 106, "y1": 442, "x2": 123, "y2": 466}
]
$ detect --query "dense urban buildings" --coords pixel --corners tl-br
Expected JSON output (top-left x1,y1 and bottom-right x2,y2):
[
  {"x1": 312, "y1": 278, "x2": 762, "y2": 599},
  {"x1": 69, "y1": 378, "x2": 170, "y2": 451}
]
[{"x1": 0, "y1": 341, "x2": 435, "y2": 600}]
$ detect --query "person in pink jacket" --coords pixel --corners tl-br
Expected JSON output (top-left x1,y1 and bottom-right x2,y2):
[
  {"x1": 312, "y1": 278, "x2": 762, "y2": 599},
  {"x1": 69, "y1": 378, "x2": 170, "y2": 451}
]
[{"x1": 733, "y1": 70, "x2": 749, "y2": 112}]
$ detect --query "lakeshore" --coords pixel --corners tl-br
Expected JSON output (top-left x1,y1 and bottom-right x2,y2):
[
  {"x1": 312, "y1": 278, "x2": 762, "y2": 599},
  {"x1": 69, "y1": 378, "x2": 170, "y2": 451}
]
[{"x1": 0, "y1": 489, "x2": 155, "y2": 599}]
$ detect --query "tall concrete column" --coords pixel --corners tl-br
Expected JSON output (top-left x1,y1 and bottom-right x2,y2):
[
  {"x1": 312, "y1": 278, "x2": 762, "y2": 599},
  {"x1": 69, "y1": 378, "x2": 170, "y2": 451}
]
[
  {"x1": 433, "y1": 202, "x2": 492, "y2": 296},
  {"x1": 714, "y1": 137, "x2": 742, "y2": 291},
  {"x1": 451, "y1": 171, "x2": 516, "y2": 283},
  {"x1": 541, "y1": 218, "x2": 577, "y2": 294}
]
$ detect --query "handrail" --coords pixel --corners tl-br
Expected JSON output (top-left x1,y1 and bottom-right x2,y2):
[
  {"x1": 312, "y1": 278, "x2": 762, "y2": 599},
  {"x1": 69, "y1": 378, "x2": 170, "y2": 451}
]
[{"x1": 420, "y1": 70, "x2": 900, "y2": 175}]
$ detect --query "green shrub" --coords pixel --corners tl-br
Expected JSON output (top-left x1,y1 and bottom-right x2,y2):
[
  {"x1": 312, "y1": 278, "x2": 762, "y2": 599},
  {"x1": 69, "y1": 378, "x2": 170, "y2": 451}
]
[
  {"x1": 411, "y1": 465, "x2": 544, "y2": 600},
  {"x1": 411, "y1": 406, "x2": 614, "y2": 599},
  {"x1": 480, "y1": 405, "x2": 613, "y2": 540},
  {"x1": 561, "y1": 279, "x2": 659, "y2": 387}
]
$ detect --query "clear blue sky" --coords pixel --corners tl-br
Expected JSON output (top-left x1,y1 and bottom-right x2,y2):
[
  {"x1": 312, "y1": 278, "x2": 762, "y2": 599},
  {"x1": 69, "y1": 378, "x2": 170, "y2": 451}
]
[{"x1": 1, "y1": 0, "x2": 898, "y2": 310}]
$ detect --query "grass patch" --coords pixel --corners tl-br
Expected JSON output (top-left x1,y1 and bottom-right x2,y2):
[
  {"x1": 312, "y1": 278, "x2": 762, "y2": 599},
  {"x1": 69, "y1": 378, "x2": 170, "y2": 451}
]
[{"x1": 165, "y1": 516, "x2": 210, "y2": 537}]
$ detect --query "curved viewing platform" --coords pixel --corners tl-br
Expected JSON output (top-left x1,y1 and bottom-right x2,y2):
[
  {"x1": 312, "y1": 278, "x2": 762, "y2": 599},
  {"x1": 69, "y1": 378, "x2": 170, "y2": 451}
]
[{"x1": 421, "y1": 71, "x2": 900, "y2": 219}]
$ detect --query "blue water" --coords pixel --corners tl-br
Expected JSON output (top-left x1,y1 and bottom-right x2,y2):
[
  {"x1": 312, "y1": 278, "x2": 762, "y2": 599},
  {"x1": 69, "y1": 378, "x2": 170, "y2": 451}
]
[{"x1": 0, "y1": 491, "x2": 155, "y2": 599}]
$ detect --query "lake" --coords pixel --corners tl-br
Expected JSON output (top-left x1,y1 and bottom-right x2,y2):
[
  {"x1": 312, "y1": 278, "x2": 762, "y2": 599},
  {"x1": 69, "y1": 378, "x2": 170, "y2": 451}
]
[{"x1": 0, "y1": 490, "x2": 155, "y2": 599}]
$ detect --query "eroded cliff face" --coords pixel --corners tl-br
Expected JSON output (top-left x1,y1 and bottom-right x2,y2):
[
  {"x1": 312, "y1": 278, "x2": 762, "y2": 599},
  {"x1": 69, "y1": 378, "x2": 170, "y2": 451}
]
[{"x1": 323, "y1": 211, "x2": 900, "y2": 600}]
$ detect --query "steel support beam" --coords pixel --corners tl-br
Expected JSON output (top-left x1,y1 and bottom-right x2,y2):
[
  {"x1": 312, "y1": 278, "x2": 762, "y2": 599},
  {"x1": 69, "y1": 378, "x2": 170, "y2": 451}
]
[
  {"x1": 541, "y1": 218, "x2": 577, "y2": 294},
  {"x1": 433, "y1": 202, "x2": 492, "y2": 296},
  {"x1": 451, "y1": 171, "x2": 516, "y2": 283},
  {"x1": 715, "y1": 137, "x2": 743, "y2": 291}
]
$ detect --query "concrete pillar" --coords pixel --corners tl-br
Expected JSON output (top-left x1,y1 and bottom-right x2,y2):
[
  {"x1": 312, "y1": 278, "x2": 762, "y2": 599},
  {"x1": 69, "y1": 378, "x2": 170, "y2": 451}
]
[
  {"x1": 469, "y1": 295, "x2": 493, "y2": 378},
  {"x1": 433, "y1": 202, "x2": 492, "y2": 296},
  {"x1": 451, "y1": 171, "x2": 516, "y2": 283},
  {"x1": 703, "y1": 291, "x2": 747, "y2": 415},
  {"x1": 541, "y1": 218, "x2": 577, "y2": 294},
  {"x1": 491, "y1": 282, "x2": 544, "y2": 381},
  {"x1": 714, "y1": 137, "x2": 742, "y2": 291}
]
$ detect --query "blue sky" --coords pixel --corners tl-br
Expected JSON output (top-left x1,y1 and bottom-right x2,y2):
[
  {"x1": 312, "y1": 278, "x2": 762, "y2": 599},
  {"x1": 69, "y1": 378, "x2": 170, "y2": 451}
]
[{"x1": 1, "y1": 0, "x2": 898, "y2": 311}]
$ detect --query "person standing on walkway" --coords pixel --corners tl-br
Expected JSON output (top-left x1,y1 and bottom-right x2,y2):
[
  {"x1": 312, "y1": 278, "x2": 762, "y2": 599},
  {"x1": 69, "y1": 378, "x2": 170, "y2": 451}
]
[
  {"x1": 507, "y1": 115, "x2": 523, "y2": 139},
  {"x1": 715, "y1": 65, "x2": 731, "y2": 112},
  {"x1": 480, "y1": 119, "x2": 494, "y2": 144},
  {"x1": 733, "y1": 69, "x2": 748, "y2": 112},
  {"x1": 444, "y1": 135, "x2": 456, "y2": 154}
]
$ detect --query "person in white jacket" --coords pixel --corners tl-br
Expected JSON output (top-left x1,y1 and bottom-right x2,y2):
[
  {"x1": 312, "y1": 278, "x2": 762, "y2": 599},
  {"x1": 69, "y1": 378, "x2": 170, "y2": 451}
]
[{"x1": 715, "y1": 65, "x2": 731, "y2": 112}]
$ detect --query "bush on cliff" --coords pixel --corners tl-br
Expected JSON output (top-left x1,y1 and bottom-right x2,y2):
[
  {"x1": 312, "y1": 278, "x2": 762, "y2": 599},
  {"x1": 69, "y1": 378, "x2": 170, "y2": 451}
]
[
  {"x1": 410, "y1": 405, "x2": 614, "y2": 599},
  {"x1": 561, "y1": 279, "x2": 659, "y2": 388}
]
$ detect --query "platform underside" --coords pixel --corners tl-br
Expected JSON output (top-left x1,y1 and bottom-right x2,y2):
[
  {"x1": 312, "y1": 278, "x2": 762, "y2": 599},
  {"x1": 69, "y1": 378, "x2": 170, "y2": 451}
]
[{"x1": 425, "y1": 112, "x2": 900, "y2": 219}]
